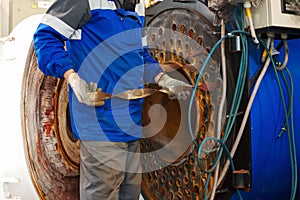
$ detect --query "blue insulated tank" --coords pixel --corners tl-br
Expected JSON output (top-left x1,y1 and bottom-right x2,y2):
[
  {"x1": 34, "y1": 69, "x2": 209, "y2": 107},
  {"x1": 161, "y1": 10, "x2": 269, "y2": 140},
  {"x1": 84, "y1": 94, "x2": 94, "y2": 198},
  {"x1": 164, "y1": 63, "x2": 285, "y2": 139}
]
[{"x1": 231, "y1": 38, "x2": 300, "y2": 200}]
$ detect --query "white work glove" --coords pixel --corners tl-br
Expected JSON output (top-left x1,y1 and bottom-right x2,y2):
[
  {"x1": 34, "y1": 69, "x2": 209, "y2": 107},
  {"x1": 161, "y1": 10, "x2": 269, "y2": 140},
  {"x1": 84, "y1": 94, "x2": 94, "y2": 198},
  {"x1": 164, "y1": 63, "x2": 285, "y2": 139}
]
[
  {"x1": 67, "y1": 72, "x2": 105, "y2": 106},
  {"x1": 157, "y1": 73, "x2": 191, "y2": 100}
]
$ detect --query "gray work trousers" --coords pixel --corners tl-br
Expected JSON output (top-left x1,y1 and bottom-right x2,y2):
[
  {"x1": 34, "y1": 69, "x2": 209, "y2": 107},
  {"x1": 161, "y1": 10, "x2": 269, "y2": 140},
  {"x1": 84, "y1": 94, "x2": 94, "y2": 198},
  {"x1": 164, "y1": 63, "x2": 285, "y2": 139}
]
[{"x1": 80, "y1": 140, "x2": 141, "y2": 200}]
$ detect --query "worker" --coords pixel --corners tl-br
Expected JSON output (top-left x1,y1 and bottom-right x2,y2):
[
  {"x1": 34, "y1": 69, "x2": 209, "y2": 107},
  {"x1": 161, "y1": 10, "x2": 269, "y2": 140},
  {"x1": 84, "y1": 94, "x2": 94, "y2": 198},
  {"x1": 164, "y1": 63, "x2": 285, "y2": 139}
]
[{"x1": 33, "y1": 0, "x2": 190, "y2": 199}]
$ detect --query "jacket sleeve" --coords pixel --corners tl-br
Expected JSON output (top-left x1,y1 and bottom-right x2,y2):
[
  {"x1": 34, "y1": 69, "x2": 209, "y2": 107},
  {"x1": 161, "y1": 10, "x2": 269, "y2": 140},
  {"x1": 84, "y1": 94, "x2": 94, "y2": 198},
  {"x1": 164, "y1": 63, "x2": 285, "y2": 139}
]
[
  {"x1": 33, "y1": 24, "x2": 74, "y2": 78},
  {"x1": 33, "y1": 0, "x2": 91, "y2": 78}
]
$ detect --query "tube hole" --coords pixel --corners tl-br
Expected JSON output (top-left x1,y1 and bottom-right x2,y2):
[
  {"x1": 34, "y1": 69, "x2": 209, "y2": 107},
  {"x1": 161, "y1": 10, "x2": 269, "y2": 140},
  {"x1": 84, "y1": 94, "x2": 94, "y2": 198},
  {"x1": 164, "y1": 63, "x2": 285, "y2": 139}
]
[
  {"x1": 153, "y1": 181, "x2": 158, "y2": 190},
  {"x1": 171, "y1": 167, "x2": 177, "y2": 176},
  {"x1": 183, "y1": 176, "x2": 189, "y2": 185},
  {"x1": 168, "y1": 191, "x2": 174, "y2": 200},
  {"x1": 197, "y1": 36, "x2": 203, "y2": 45},
  {"x1": 191, "y1": 170, "x2": 196, "y2": 180},
  {"x1": 180, "y1": 25, "x2": 185, "y2": 33},
  {"x1": 189, "y1": 156, "x2": 195, "y2": 165},
  {"x1": 161, "y1": 175, "x2": 166, "y2": 184},
  {"x1": 151, "y1": 34, "x2": 156, "y2": 41},
  {"x1": 158, "y1": 27, "x2": 163, "y2": 35},
  {"x1": 178, "y1": 166, "x2": 183, "y2": 175},
  {"x1": 172, "y1": 23, "x2": 177, "y2": 31},
  {"x1": 193, "y1": 184, "x2": 200, "y2": 195},
  {"x1": 189, "y1": 29, "x2": 195, "y2": 38},
  {"x1": 168, "y1": 179, "x2": 174, "y2": 187}
]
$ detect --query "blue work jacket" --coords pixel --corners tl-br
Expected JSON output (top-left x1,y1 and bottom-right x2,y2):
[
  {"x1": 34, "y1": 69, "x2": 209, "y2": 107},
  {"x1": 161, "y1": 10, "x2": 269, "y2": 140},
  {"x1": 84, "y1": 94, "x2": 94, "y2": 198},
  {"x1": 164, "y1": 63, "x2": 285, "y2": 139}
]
[{"x1": 33, "y1": 0, "x2": 163, "y2": 141}]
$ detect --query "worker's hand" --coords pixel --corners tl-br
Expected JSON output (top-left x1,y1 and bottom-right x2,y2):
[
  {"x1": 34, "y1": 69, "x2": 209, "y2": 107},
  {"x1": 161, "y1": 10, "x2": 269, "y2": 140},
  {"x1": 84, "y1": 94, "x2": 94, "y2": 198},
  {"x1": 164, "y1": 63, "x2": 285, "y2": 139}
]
[
  {"x1": 157, "y1": 73, "x2": 191, "y2": 100},
  {"x1": 67, "y1": 72, "x2": 104, "y2": 106},
  {"x1": 88, "y1": 83, "x2": 106, "y2": 106}
]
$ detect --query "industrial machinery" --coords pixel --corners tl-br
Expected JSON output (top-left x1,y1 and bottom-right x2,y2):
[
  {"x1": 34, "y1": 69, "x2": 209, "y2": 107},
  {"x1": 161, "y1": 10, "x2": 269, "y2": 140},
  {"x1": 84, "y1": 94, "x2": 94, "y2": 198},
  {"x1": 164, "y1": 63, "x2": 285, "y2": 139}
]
[
  {"x1": 140, "y1": 1, "x2": 250, "y2": 199},
  {"x1": 1, "y1": 0, "x2": 300, "y2": 199}
]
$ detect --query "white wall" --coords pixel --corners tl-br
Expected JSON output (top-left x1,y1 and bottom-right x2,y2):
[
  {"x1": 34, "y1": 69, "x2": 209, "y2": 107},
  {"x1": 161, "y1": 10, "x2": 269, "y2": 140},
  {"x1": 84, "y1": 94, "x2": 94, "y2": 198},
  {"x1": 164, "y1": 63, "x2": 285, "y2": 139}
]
[{"x1": 0, "y1": 0, "x2": 10, "y2": 37}]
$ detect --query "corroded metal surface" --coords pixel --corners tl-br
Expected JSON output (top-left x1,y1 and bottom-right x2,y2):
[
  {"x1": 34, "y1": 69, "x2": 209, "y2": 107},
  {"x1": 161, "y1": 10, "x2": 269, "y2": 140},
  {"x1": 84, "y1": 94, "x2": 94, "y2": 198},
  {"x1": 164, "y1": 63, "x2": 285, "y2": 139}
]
[
  {"x1": 140, "y1": 1, "x2": 225, "y2": 199},
  {"x1": 21, "y1": 44, "x2": 80, "y2": 200}
]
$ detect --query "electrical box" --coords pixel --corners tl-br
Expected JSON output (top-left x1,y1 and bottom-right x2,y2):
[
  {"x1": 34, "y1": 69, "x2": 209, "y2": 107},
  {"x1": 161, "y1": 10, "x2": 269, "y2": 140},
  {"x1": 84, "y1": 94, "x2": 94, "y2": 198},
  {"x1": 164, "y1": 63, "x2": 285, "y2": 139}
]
[{"x1": 252, "y1": 0, "x2": 300, "y2": 38}]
